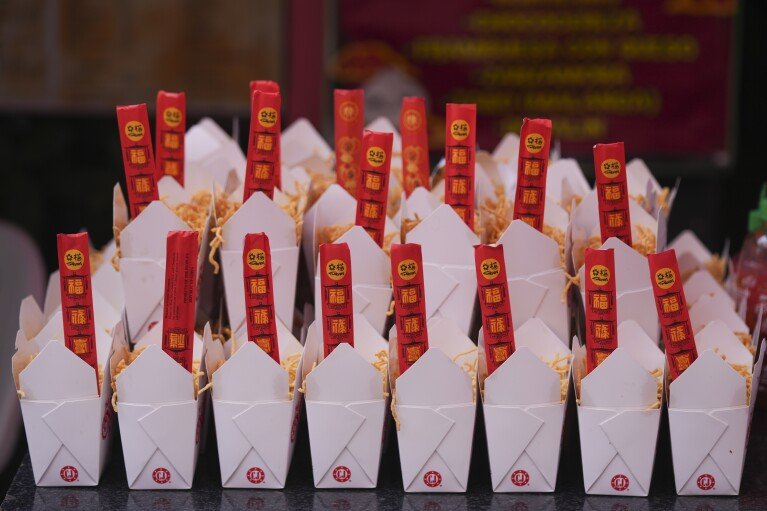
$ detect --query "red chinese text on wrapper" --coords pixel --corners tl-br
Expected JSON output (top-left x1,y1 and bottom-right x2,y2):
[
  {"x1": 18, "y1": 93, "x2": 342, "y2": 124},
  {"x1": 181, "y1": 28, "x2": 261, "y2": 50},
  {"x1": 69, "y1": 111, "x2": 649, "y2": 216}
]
[
  {"x1": 355, "y1": 130, "x2": 394, "y2": 247},
  {"x1": 155, "y1": 91, "x2": 186, "y2": 186},
  {"x1": 334, "y1": 89, "x2": 364, "y2": 197},
  {"x1": 594, "y1": 142, "x2": 632, "y2": 246},
  {"x1": 57, "y1": 233, "x2": 99, "y2": 392},
  {"x1": 474, "y1": 244, "x2": 515, "y2": 375},
  {"x1": 391, "y1": 243, "x2": 429, "y2": 374},
  {"x1": 242, "y1": 233, "x2": 280, "y2": 363},
  {"x1": 244, "y1": 90, "x2": 281, "y2": 201},
  {"x1": 513, "y1": 118, "x2": 552, "y2": 231},
  {"x1": 250, "y1": 81, "x2": 282, "y2": 189},
  {"x1": 648, "y1": 250, "x2": 698, "y2": 380},
  {"x1": 319, "y1": 243, "x2": 355, "y2": 357},
  {"x1": 584, "y1": 248, "x2": 619, "y2": 374},
  {"x1": 117, "y1": 104, "x2": 159, "y2": 219},
  {"x1": 444, "y1": 103, "x2": 476, "y2": 230},
  {"x1": 161, "y1": 231, "x2": 198, "y2": 372},
  {"x1": 400, "y1": 97, "x2": 430, "y2": 195}
]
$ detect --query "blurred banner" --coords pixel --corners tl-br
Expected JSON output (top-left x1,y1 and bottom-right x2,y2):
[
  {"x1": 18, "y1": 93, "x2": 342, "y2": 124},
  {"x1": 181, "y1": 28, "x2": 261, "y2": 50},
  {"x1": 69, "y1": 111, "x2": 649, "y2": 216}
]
[{"x1": 333, "y1": 0, "x2": 735, "y2": 160}]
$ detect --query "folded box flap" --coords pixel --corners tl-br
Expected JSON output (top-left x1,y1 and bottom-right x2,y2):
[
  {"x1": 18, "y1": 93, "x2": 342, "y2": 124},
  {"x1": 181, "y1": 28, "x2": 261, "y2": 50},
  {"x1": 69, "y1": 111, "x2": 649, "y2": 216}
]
[
  {"x1": 422, "y1": 264, "x2": 460, "y2": 318},
  {"x1": 43, "y1": 272, "x2": 60, "y2": 321},
  {"x1": 281, "y1": 117, "x2": 332, "y2": 167},
  {"x1": 222, "y1": 192, "x2": 296, "y2": 250},
  {"x1": 684, "y1": 269, "x2": 731, "y2": 308},
  {"x1": 402, "y1": 187, "x2": 439, "y2": 225},
  {"x1": 397, "y1": 405, "x2": 455, "y2": 489},
  {"x1": 20, "y1": 341, "x2": 97, "y2": 401},
  {"x1": 214, "y1": 342, "x2": 289, "y2": 402},
  {"x1": 689, "y1": 294, "x2": 749, "y2": 334},
  {"x1": 498, "y1": 220, "x2": 560, "y2": 277},
  {"x1": 626, "y1": 158, "x2": 661, "y2": 197},
  {"x1": 138, "y1": 402, "x2": 197, "y2": 486},
  {"x1": 233, "y1": 400, "x2": 294, "y2": 486},
  {"x1": 599, "y1": 409, "x2": 660, "y2": 494},
  {"x1": 120, "y1": 258, "x2": 165, "y2": 334},
  {"x1": 668, "y1": 230, "x2": 712, "y2": 268},
  {"x1": 696, "y1": 320, "x2": 753, "y2": 369},
  {"x1": 157, "y1": 175, "x2": 192, "y2": 207},
  {"x1": 120, "y1": 201, "x2": 190, "y2": 259},
  {"x1": 315, "y1": 184, "x2": 356, "y2": 232},
  {"x1": 484, "y1": 346, "x2": 559, "y2": 406},
  {"x1": 306, "y1": 401, "x2": 366, "y2": 479},
  {"x1": 426, "y1": 316, "x2": 477, "y2": 362},
  {"x1": 601, "y1": 237, "x2": 652, "y2": 292},
  {"x1": 19, "y1": 295, "x2": 44, "y2": 339},
  {"x1": 92, "y1": 242, "x2": 125, "y2": 312},
  {"x1": 42, "y1": 397, "x2": 101, "y2": 482},
  {"x1": 483, "y1": 405, "x2": 543, "y2": 488},
  {"x1": 337, "y1": 226, "x2": 391, "y2": 285},
  {"x1": 346, "y1": 400, "x2": 387, "y2": 483},
  {"x1": 507, "y1": 278, "x2": 548, "y2": 331},
  {"x1": 31, "y1": 311, "x2": 65, "y2": 352},
  {"x1": 396, "y1": 347, "x2": 473, "y2": 406},
  {"x1": 117, "y1": 345, "x2": 195, "y2": 404},
  {"x1": 617, "y1": 320, "x2": 664, "y2": 373},
  {"x1": 308, "y1": 342, "x2": 383, "y2": 402},
  {"x1": 547, "y1": 158, "x2": 590, "y2": 201},
  {"x1": 434, "y1": 404, "x2": 475, "y2": 489},
  {"x1": 580, "y1": 348, "x2": 657, "y2": 408},
  {"x1": 669, "y1": 350, "x2": 747, "y2": 410},
  {"x1": 669, "y1": 408, "x2": 728, "y2": 489},
  {"x1": 515, "y1": 317, "x2": 572, "y2": 360},
  {"x1": 492, "y1": 132, "x2": 520, "y2": 163},
  {"x1": 408, "y1": 204, "x2": 478, "y2": 265}
]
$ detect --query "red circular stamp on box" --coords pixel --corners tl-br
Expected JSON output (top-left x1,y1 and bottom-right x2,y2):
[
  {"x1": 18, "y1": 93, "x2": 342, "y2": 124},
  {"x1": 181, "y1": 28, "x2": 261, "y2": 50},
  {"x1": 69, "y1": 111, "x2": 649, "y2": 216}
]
[
  {"x1": 152, "y1": 467, "x2": 171, "y2": 484},
  {"x1": 332, "y1": 465, "x2": 351, "y2": 483},
  {"x1": 511, "y1": 469, "x2": 530, "y2": 486},
  {"x1": 697, "y1": 473, "x2": 716, "y2": 491},
  {"x1": 423, "y1": 470, "x2": 442, "y2": 487},
  {"x1": 247, "y1": 466, "x2": 265, "y2": 484},
  {"x1": 610, "y1": 473, "x2": 630, "y2": 491},
  {"x1": 60, "y1": 465, "x2": 78, "y2": 482}
]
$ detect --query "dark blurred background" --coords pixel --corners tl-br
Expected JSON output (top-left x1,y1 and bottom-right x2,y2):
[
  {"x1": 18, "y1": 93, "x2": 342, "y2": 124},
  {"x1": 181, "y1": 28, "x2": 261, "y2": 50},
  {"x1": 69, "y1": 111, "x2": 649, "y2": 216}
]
[{"x1": 0, "y1": 0, "x2": 765, "y2": 495}]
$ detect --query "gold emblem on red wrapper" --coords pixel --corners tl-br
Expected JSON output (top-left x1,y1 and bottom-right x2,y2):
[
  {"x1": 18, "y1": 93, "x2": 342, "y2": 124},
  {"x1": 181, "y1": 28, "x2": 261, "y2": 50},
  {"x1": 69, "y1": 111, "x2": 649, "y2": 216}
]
[
  {"x1": 391, "y1": 244, "x2": 429, "y2": 374},
  {"x1": 58, "y1": 233, "x2": 99, "y2": 392},
  {"x1": 513, "y1": 118, "x2": 552, "y2": 232},
  {"x1": 594, "y1": 142, "x2": 632, "y2": 246},
  {"x1": 242, "y1": 233, "x2": 280, "y2": 363},
  {"x1": 117, "y1": 104, "x2": 159, "y2": 218},
  {"x1": 474, "y1": 244, "x2": 515, "y2": 375},
  {"x1": 444, "y1": 104, "x2": 476, "y2": 230},
  {"x1": 355, "y1": 130, "x2": 393, "y2": 247},
  {"x1": 584, "y1": 248, "x2": 618, "y2": 374},
  {"x1": 245, "y1": 90, "x2": 281, "y2": 201},
  {"x1": 648, "y1": 250, "x2": 698, "y2": 380},
  {"x1": 156, "y1": 91, "x2": 186, "y2": 186}
]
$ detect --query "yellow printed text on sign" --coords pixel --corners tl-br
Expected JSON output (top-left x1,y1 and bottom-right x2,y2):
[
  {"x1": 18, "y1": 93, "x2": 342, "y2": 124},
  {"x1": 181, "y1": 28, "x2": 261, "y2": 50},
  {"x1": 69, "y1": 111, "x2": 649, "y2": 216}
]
[
  {"x1": 525, "y1": 133, "x2": 545, "y2": 154},
  {"x1": 654, "y1": 268, "x2": 676, "y2": 289},
  {"x1": 450, "y1": 119, "x2": 470, "y2": 141},
  {"x1": 366, "y1": 147, "x2": 386, "y2": 168},
  {"x1": 590, "y1": 264, "x2": 611, "y2": 286},
  {"x1": 258, "y1": 107, "x2": 278, "y2": 128},
  {"x1": 480, "y1": 258, "x2": 501, "y2": 280},
  {"x1": 601, "y1": 158, "x2": 622, "y2": 179},
  {"x1": 64, "y1": 249, "x2": 85, "y2": 271},
  {"x1": 326, "y1": 259, "x2": 347, "y2": 281},
  {"x1": 247, "y1": 249, "x2": 266, "y2": 270},
  {"x1": 397, "y1": 259, "x2": 418, "y2": 280}
]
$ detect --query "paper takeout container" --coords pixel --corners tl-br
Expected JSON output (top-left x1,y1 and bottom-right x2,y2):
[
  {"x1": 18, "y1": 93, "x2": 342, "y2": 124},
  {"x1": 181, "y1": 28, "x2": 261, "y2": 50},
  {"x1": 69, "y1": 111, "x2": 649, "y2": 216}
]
[
  {"x1": 301, "y1": 314, "x2": 389, "y2": 488},
  {"x1": 13, "y1": 297, "x2": 116, "y2": 486},
  {"x1": 573, "y1": 320, "x2": 665, "y2": 496},
  {"x1": 390, "y1": 317, "x2": 477, "y2": 493},
  {"x1": 204, "y1": 320, "x2": 305, "y2": 488},
  {"x1": 667, "y1": 306, "x2": 765, "y2": 495},
  {"x1": 481, "y1": 318, "x2": 572, "y2": 492},
  {"x1": 111, "y1": 321, "x2": 208, "y2": 489}
]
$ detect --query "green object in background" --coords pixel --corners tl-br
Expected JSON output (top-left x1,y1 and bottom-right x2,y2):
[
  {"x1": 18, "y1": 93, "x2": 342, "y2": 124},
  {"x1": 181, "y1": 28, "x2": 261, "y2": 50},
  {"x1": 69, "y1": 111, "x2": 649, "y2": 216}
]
[{"x1": 748, "y1": 184, "x2": 767, "y2": 232}]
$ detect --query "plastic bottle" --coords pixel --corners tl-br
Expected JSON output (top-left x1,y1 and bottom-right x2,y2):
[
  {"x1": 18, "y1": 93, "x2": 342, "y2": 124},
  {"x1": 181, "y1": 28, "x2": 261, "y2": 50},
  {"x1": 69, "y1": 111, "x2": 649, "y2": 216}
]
[{"x1": 736, "y1": 184, "x2": 767, "y2": 337}]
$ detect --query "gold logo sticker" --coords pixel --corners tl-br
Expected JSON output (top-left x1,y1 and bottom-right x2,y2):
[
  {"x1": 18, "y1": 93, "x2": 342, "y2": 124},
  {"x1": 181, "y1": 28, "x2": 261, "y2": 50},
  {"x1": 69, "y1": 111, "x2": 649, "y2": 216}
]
[
  {"x1": 64, "y1": 249, "x2": 85, "y2": 271},
  {"x1": 326, "y1": 259, "x2": 347, "y2": 281},
  {"x1": 247, "y1": 248, "x2": 266, "y2": 270},
  {"x1": 654, "y1": 267, "x2": 676, "y2": 289},
  {"x1": 397, "y1": 259, "x2": 418, "y2": 280},
  {"x1": 524, "y1": 133, "x2": 545, "y2": 154},
  {"x1": 124, "y1": 121, "x2": 145, "y2": 142},
  {"x1": 163, "y1": 107, "x2": 182, "y2": 128},
  {"x1": 590, "y1": 264, "x2": 611, "y2": 286},
  {"x1": 258, "y1": 107, "x2": 278, "y2": 128},
  {"x1": 366, "y1": 146, "x2": 386, "y2": 168},
  {"x1": 450, "y1": 119, "x2": 470, "y2": 141},
  {"x1": 480, "y1": 258, "x2": 501, "y2": 280},
  {"x1": 338, "y1": 101, "x2": 359, "y2": 122},
  {"x1": 402, "y1": 109, "x2": 422, "y2": 131},
  {"x1": 601, "y1": 158, "x2": 622, "y2": 179}
]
